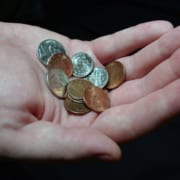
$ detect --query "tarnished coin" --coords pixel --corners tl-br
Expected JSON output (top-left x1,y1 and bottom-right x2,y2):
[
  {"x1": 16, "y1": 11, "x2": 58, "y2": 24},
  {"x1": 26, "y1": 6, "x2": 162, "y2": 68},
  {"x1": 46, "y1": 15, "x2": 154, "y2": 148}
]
[
  {"x1": 67, "y1": 78, "x2": 93, "y2": 101},
  {"x1": 85, "y1": 67, "x2": 109, "y2": 88},
  {"x1": 46, "y1": 68, "x2": 69, "y2": 98},
  {"x1": 83, "y1": 86, "x2": 110, "y2": 112},
  {"x1": 37, "y1": 39, "x2": 66, "y2": 66},
  {"x1": 106, "y1": 61, "x2": 125, "y2": 89},
  {"x1": 67, "y1": 93, "x2": 84, "y2": 104},
  {"x1": 71, "y1": 52, "x2": 94, "y2": 77},
  {"x1": 64, "y1": 97, "x2": 90, "y2": 114},
  {"x1": 47, "y1": 53, "x2": 73, "y2": 77}
]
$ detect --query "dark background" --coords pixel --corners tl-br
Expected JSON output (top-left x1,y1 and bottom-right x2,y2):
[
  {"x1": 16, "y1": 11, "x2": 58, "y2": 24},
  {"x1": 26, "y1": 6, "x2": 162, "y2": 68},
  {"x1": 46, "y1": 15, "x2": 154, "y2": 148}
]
[{"x1": 0, "y1": 0, "x2": 180, "y2": 179}]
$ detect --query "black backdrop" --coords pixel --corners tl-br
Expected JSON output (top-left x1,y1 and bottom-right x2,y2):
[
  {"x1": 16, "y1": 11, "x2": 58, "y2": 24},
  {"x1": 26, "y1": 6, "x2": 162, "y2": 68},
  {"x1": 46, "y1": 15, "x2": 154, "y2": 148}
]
[{"x1": 0, "y1": 0, "x2": 180, "y2": 179}]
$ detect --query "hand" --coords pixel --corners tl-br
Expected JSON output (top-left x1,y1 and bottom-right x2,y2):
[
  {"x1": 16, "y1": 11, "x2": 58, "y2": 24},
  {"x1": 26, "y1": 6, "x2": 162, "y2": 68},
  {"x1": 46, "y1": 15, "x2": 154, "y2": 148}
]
[
  {"x1": 92, "y1": 22, "x2": 180, "y2": 143},
  {"x1": 0, "y1": 21, "x2": 174, "y2": 160}
]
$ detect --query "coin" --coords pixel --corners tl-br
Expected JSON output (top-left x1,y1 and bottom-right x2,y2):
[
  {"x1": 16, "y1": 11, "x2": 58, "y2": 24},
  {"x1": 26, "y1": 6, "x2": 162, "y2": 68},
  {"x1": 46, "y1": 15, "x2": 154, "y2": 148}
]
[
  {"x1": 85, "y1": 66, "x2": 109, "y2": 88},
  {"x1": 71, "y1": 52, "x2": 94, "y2": 77},
  {"x1": 46, "y1": 68, "x2": 69, "y2": 98},
  {"x1": 83, "y1": 86, "x2": 110, "y2": 112},
  {"x1": 47, "y1": 53, "x2": 73, "y2": 77},
  {"x1": 37, "y1": 39, "x2": 66, "y2": 66},
  {"x1": 67, "y1": 78, "x2": 93, "y2": 101},
  {"x1": 67, "y1": 93, "x2": 84, "y2": 104},
  {"x1": 64, "y1": 97, "x2": 90, "y2": 114},
  {"x1": 106, "y1": 61, "x2": 125, "y2": 89}
]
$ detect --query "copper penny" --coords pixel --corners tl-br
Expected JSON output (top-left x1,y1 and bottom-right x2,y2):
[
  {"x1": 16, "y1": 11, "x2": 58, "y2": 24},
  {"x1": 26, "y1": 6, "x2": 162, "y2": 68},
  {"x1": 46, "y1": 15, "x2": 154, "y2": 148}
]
[
  {"x1": 106, "y1": 61, "x2": 125, "y2": 89},
  {"x1": 64, "y1": 97, "x2": 90, "y2": 114},
  {"x1": 47, "y1": 53, "x2": 73, "y2": 77},
  {"x1": 46, "y1": 68, "x2": 69, "y2": 98},
  {"x1": 67, "y1": 78, "x2": 93, "y2": 101},
  {"x1": 83, "y1": 86, "x2": 110, "y2": 112}
]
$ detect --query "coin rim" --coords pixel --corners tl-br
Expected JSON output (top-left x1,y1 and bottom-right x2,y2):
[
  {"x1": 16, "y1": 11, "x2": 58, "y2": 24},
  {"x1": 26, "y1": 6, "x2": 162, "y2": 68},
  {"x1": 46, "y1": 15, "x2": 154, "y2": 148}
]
[
  {"x1": 67, "y1": 78, "x2": 93, "y2": 101},
  {"x1": 46, "y1": 68, "x2": 69, "y2": 99},
  {"x1": 85, "y1": 66, "x2": 109, "y2": 88},
  {"x1": 64, "y1": 97, "x2": 90, "y2": 115},
  {"x1": 47, "y1": 52, "x2": 73, "y2": 77},
  {"x1": 83, "y1": 85, "x2": 110, "y2": 112},
  {"x1": 37, "y1": 39, "x2": 66, "y2": 66},
  {"x1": 71, "y1": 52, "x2": 94, "y2": 78},
  {"x1": 106, "y1": 61, "x2": 126, "y2": 89}
]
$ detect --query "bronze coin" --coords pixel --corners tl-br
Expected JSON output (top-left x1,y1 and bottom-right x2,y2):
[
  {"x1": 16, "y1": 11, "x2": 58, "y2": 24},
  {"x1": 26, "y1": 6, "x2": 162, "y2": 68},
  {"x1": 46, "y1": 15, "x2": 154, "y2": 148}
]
[
  {"x1": 67, "y1": 79, "x2": 93, "y2": 101},
  {"x1": 83, "y1": 86, "x2": 110, "y2": 112},
  {"x1": 64, "y1": 97, "x2": 90, "y2": 114},
  {"x1": 46, "y1": 68, "x2": 69, "y2": 98},
  {"x1": 67, "y1": 93, "x2": 84, "y2": 104},
  {"x1": 47, "y1": 53, "x2": 73, "y2": 77},
  {"x1": 106, "y1": 61, "x2": 125, "y2": 89}
]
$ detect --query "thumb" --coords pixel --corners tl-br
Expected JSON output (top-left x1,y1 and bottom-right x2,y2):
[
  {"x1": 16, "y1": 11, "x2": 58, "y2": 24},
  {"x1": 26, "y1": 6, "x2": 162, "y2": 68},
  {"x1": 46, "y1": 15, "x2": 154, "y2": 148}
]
[{"x1": 0, "y1": 121, "x2": 121, "y2": 160}]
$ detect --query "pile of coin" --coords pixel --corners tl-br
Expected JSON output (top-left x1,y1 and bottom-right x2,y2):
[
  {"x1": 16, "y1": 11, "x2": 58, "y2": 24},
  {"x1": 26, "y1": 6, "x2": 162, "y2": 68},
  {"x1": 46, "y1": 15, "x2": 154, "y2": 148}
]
[{"x1": 37, "y1": 39, "x2": 125, "y2": 114}]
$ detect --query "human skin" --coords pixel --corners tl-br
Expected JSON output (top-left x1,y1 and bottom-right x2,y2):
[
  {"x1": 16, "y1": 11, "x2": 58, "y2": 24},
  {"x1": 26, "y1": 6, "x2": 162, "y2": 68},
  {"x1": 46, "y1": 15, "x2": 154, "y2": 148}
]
[{"x1": 0, "y1": 21, "x2": 179, "y2": 160}]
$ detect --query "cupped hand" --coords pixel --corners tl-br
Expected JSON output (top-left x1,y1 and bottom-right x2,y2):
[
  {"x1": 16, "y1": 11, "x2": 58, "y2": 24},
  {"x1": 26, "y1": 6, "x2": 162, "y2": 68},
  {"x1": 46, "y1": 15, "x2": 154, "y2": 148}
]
[{"x1": 0, "y1": 21, "x2": 177, "y2": 160}]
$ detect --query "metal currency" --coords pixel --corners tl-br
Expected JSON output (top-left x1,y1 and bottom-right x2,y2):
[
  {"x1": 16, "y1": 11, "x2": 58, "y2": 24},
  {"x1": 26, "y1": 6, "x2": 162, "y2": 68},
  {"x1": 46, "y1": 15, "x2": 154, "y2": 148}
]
[
  {"x1": 85, "y1": 67, "x2": 109, "y2": 88},
  {"x1": 67, "y1": 78, "x2": 93, "y2": 101},
  {"x1": 46, "y1": 68, "x2": 69, "y2": 98},
  {"x1": 47, "y1": 53, "x2": 73, "y2": 77},
  {"x1": 64, "y1": 97, "x2": 90, "y2": 114},
  {"x1": 71, "y1": 52, "x2": 94, "y2": 77},
  {"x1": 106, "y1": 61, "x2": 125, "y2": 89},
  {"x1": 67, "y1": 93, "x2": 84, "y2": 104},
  {"x1": 37, "y1": 39, "x2": 66, "y2": 66},
  {"x1": 83, "y1": 86, "x2": 110, "y2": 112}
]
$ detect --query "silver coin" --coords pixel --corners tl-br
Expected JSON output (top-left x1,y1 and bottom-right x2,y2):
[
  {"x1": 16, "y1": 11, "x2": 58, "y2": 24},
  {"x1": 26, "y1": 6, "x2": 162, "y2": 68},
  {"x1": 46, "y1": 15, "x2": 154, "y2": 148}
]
[
  {"x1": 37, "y1": 39, "x2": 66, "y2": 66},
  {"x1": 71, "y1": 52, "x2": 94, "y2": 77},
  {"x1": 85, "y1": 67, "x2": 109, "y2": 88}
]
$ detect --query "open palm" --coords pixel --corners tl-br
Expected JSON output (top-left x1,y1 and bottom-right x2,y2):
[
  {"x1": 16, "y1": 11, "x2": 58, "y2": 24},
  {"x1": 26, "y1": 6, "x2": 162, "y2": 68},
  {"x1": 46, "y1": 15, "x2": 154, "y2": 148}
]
[{"x1": 0, "y1": 21, "x2": 179, "y2": 160}]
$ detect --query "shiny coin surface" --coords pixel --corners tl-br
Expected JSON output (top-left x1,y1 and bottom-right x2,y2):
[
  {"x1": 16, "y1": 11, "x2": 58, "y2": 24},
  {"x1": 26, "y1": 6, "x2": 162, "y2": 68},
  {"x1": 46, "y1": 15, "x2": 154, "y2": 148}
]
[
  {"x1": 83, "y1": 86, "x2": 110, "y2": 112},
  {"x1": 64, "y1": 97, "x2": 90, "y2": 114},
  {"x1": 37, "y1": 39, "x2": 66, "y2": 66},
  {"x1": 67, "y1": 78, "x2": 93, "y2": 101},
  {"x1": 47, "y1": 53, "x2": 73, "y2": 77},
  {"x1": 85, "y1": 67, "x2": 109, "y2": 88},
  {"x1": 106, "y1": 61, "x2": 125, "y2": 89},
  {"x1": 71, "y1": 52, "x2": 94, "y2": 77},
  {"x1": 46, "y1": 68, "x2": 69, "y2": 98}
]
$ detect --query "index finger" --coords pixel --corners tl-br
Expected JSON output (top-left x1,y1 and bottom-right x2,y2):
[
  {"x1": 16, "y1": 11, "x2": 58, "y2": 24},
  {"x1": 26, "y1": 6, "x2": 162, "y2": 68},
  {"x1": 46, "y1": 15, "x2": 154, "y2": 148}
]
[{"x1": 91, "y1": 21, "x2": 173, "y2": 64}]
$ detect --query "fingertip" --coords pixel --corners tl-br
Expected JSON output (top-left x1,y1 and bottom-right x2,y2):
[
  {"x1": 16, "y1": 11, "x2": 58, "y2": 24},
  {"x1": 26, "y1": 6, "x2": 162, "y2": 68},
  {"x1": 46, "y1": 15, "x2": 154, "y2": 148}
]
[
  {"x1": 99, "y1": 145, "x2": 122, "y2": 161},
  {"x1": 107, "y1": 141, "x2": 122, "y2": 161},
  {"x1": 87, "y1": 129, "x2": 122, "y2": 161},
  {"x1": 154, "y1": 20, "x2": 174, "y2": 33},
  {"x1": 137, "y1": 20, "x2": 173, "y2": 35}
]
